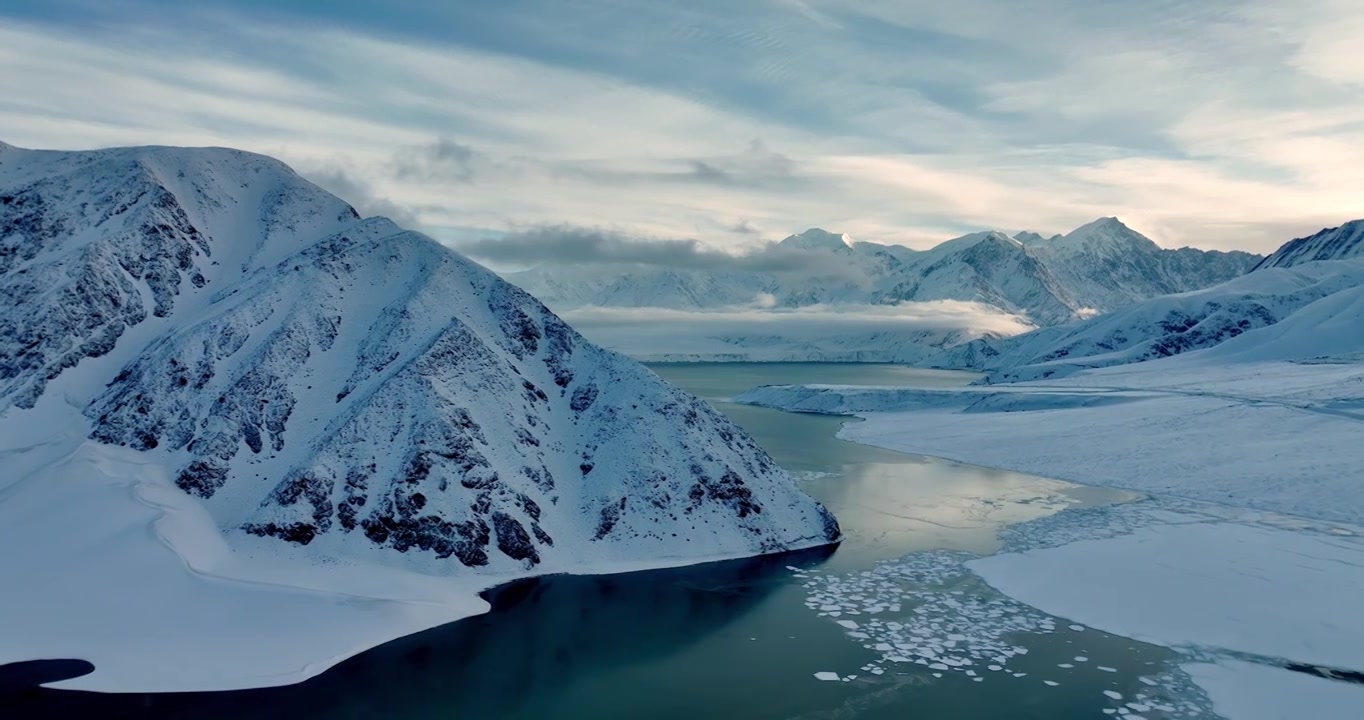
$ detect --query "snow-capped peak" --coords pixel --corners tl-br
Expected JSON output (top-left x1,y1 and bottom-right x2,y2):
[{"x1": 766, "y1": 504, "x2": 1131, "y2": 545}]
[
  {"x1": 1013, "y1": 230, "x2": 1051, "y2": 245},
  {"x1": 779, "y1": 228, "x2": 854, "y2": 251},
  {"x1": 1054, "y1": 217, "x2": 1160, "y2": 254},
  {"x1": 930, "y1": 230, "x2": 1023, "y2": 253}
]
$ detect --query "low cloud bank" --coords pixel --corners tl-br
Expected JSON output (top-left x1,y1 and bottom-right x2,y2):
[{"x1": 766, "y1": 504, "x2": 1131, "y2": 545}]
[
  {"x1": 559, "y1": 300, "x2": 1035, "y2": 361},
  {"x1": 456, "y1": 226, "x2": 863, "y2": 280}
]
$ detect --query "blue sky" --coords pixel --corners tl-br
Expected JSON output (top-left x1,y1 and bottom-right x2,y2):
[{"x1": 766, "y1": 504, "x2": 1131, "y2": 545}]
[{"x1": 2, "y1": 0, "x2": 1362, "y2": 253}]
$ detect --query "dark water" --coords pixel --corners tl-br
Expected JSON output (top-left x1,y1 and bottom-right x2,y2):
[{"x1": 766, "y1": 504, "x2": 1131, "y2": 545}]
[{"x1": 5, "y1": 363, "x2": 1190, "y2": 719}]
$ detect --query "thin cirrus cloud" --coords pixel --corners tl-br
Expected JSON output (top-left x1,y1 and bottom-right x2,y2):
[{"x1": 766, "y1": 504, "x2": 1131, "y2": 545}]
[{"x1": 0, "y1": 0, "x2": 1361, "y2": 254}]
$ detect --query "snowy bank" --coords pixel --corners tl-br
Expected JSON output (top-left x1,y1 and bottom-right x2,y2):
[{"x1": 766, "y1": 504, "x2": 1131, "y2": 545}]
[{"x1": 736, "y1": 358, "x2": 1364, "y2": 524}]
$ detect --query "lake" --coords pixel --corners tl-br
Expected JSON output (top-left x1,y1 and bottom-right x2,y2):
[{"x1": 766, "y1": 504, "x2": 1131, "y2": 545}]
[{"x1": 6, "y1": 363, "x2": 1203, "y2": 719}]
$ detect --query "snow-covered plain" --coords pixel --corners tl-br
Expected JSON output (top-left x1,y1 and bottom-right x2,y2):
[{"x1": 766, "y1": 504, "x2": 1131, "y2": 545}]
[{"x1": 0, "y1": 142, "x2": 839, "y2": 692}]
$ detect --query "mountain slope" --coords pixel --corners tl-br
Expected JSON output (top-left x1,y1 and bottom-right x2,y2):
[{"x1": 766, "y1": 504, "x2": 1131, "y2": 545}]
[
  {"x1": 0, "y1": 143, "x2": 839, "y2": 690},
  {"x1": 965, "y1": 258, "x2": 1364, "y2": 382},
  {"x1": 1028, "y1": 217, "x2": 1261, "y2": 312},
  {"x1": 1252, "y1": 219, "x2": 1364, "y2": 270},
  {"x1": 874, "y1": 231, "x2": 1081, "y2": 325}
]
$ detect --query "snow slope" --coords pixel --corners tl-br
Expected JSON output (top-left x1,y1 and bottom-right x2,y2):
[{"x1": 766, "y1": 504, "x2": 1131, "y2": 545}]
[
  {"x1": 1253, "y1": 219, "x2": 1364, "y2": 270},
  {"x1": 0, "y1": 142, "x2": 839, "y2": 691}
]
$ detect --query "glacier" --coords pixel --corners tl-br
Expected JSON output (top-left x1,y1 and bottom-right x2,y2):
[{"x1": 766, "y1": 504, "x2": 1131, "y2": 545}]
[{"x1": 0, "y1": 142, "x2": 839, "y2": 692}]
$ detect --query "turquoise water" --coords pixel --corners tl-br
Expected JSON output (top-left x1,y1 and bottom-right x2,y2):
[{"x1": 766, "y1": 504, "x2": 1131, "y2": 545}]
[{"x1": 8, "y1": 363, "x2": 1196, "y2": 719}]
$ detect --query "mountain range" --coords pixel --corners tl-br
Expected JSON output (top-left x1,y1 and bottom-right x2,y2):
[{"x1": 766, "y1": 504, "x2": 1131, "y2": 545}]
[
  {"x1": 506, "y1": 220, "x2": 1262, "y2": 326},
  {"x1": 957, "y1": 220, "x2": 1364, "y2": 381}
]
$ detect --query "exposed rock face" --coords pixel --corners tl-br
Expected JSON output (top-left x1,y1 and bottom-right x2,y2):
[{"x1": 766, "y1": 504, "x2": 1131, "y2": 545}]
[{"x1": 1, "y1": 142, "x2": 839, "y2": 577}]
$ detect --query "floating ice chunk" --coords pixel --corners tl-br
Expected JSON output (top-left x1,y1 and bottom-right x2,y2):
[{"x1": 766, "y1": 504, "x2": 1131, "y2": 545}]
[
  {"x1": 1074, "y1": 656, "x2": 1088, "y2": 662},
  {"x1": 988, "y1": 665, "x2": 1002, "y2": 671},
  {"x1": 929, "y1": 663, "x2": 949, "y2": 671},
  {"x1": 1069, "y1": 624, "x2": 1086, "y2": 631},
  {"x1": 1057, "y1": 663, "x2": 1074, "y2": 668},
  {"x1": 813, "y1": 672, "x2": 840, "y2": 681},
  {"x1": 836, "y1": 620, "x2": 859, "y2": 630},
  {"x1": 1138, "y1": 677, "x2": 1158, "y2": 686},
  {"x1": 1044, "y1": 680, "x2": 1060, "y2": 686},
  {"x1": 1103, "y1": 690, "x2": 1123, "y2": 700},
  {"x1": 932, "y1": 672, "x2": 943, "y2": 678},
  {"x1": 1097, "y1": 666, "x2": 1118, "y2": 672}
]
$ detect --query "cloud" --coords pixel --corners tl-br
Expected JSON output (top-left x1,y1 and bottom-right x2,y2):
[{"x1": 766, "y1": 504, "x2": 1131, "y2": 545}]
[
  {"x1": 455, "y1": 225, "x2": 866, "y2": 279},
  {"x1": 559, "y1": 301, "x2": 1036, "y2": 358},
  {"x1": 393, "y1": 137, "x2": 478, "y2": 183},
  {"x1": 302, "y1": 168, "x2": 422, "y2": 229}
]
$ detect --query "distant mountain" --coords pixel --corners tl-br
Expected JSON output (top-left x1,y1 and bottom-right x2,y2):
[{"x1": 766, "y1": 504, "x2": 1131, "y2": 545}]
[
  {"x1": 1252, "y1": 219, "x2": 1364, "y2": 270},
  {"x1": 965, "y1": 257, "x2": 1364, "y2": 381},
  {"x1": 871, "y1": 231, "x2": 1081, "y2": 325},
  {"x1": 1026, "y1": 217, "x2": 1262, "y2": 312},
  {"x1": 954, "y1": 220, "x2": 1364, "y2": 381},
  {"x1": 0, "y1": 142, "x2": 839, "y2": 577},
  {"x1": 505, "y1": 221, "x2": 1264, "y2": 341}
]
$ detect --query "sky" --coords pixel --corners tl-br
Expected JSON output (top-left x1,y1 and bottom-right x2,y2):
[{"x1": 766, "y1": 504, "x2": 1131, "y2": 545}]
[{"x1": 1, "y1": 0, "x2": 1361, "y2": 256}]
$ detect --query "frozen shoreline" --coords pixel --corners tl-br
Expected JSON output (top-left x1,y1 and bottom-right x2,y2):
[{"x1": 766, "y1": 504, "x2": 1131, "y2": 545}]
[{"x1": 737, "y1": 358, "x2": 1364, "y2": 525}]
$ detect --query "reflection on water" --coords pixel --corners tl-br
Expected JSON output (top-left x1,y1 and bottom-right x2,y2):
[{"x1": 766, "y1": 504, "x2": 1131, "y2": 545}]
[{"x1": 6, "y1": 363, "x2": 1168, "y2": 720}]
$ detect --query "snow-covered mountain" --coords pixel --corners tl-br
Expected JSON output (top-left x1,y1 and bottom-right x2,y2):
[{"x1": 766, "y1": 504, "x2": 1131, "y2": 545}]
[
  {"x1": 1024, "y1": 217, "x2": 1261, "y2": 312},
  {"x1": 505, "y1": 221, "x2": 1261, "y2": 327},
  {"x1": 870, "y1": 231, "x2": 1080, "y2": 325},
  {"x1": 0, "y1": 142, "x2": 840, "y2": 689},
  {"x1": 954, "y1": 234, "x2": 1364, "y2": 383},
  {"x1": 1252, "y1": 219, "x2": 1364, "y2": 270}
]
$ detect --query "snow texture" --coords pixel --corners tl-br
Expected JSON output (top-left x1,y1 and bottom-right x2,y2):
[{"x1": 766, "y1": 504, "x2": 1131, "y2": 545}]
[{"x1": 0, "y1": 142, "x2": 838, "y2": 691}]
